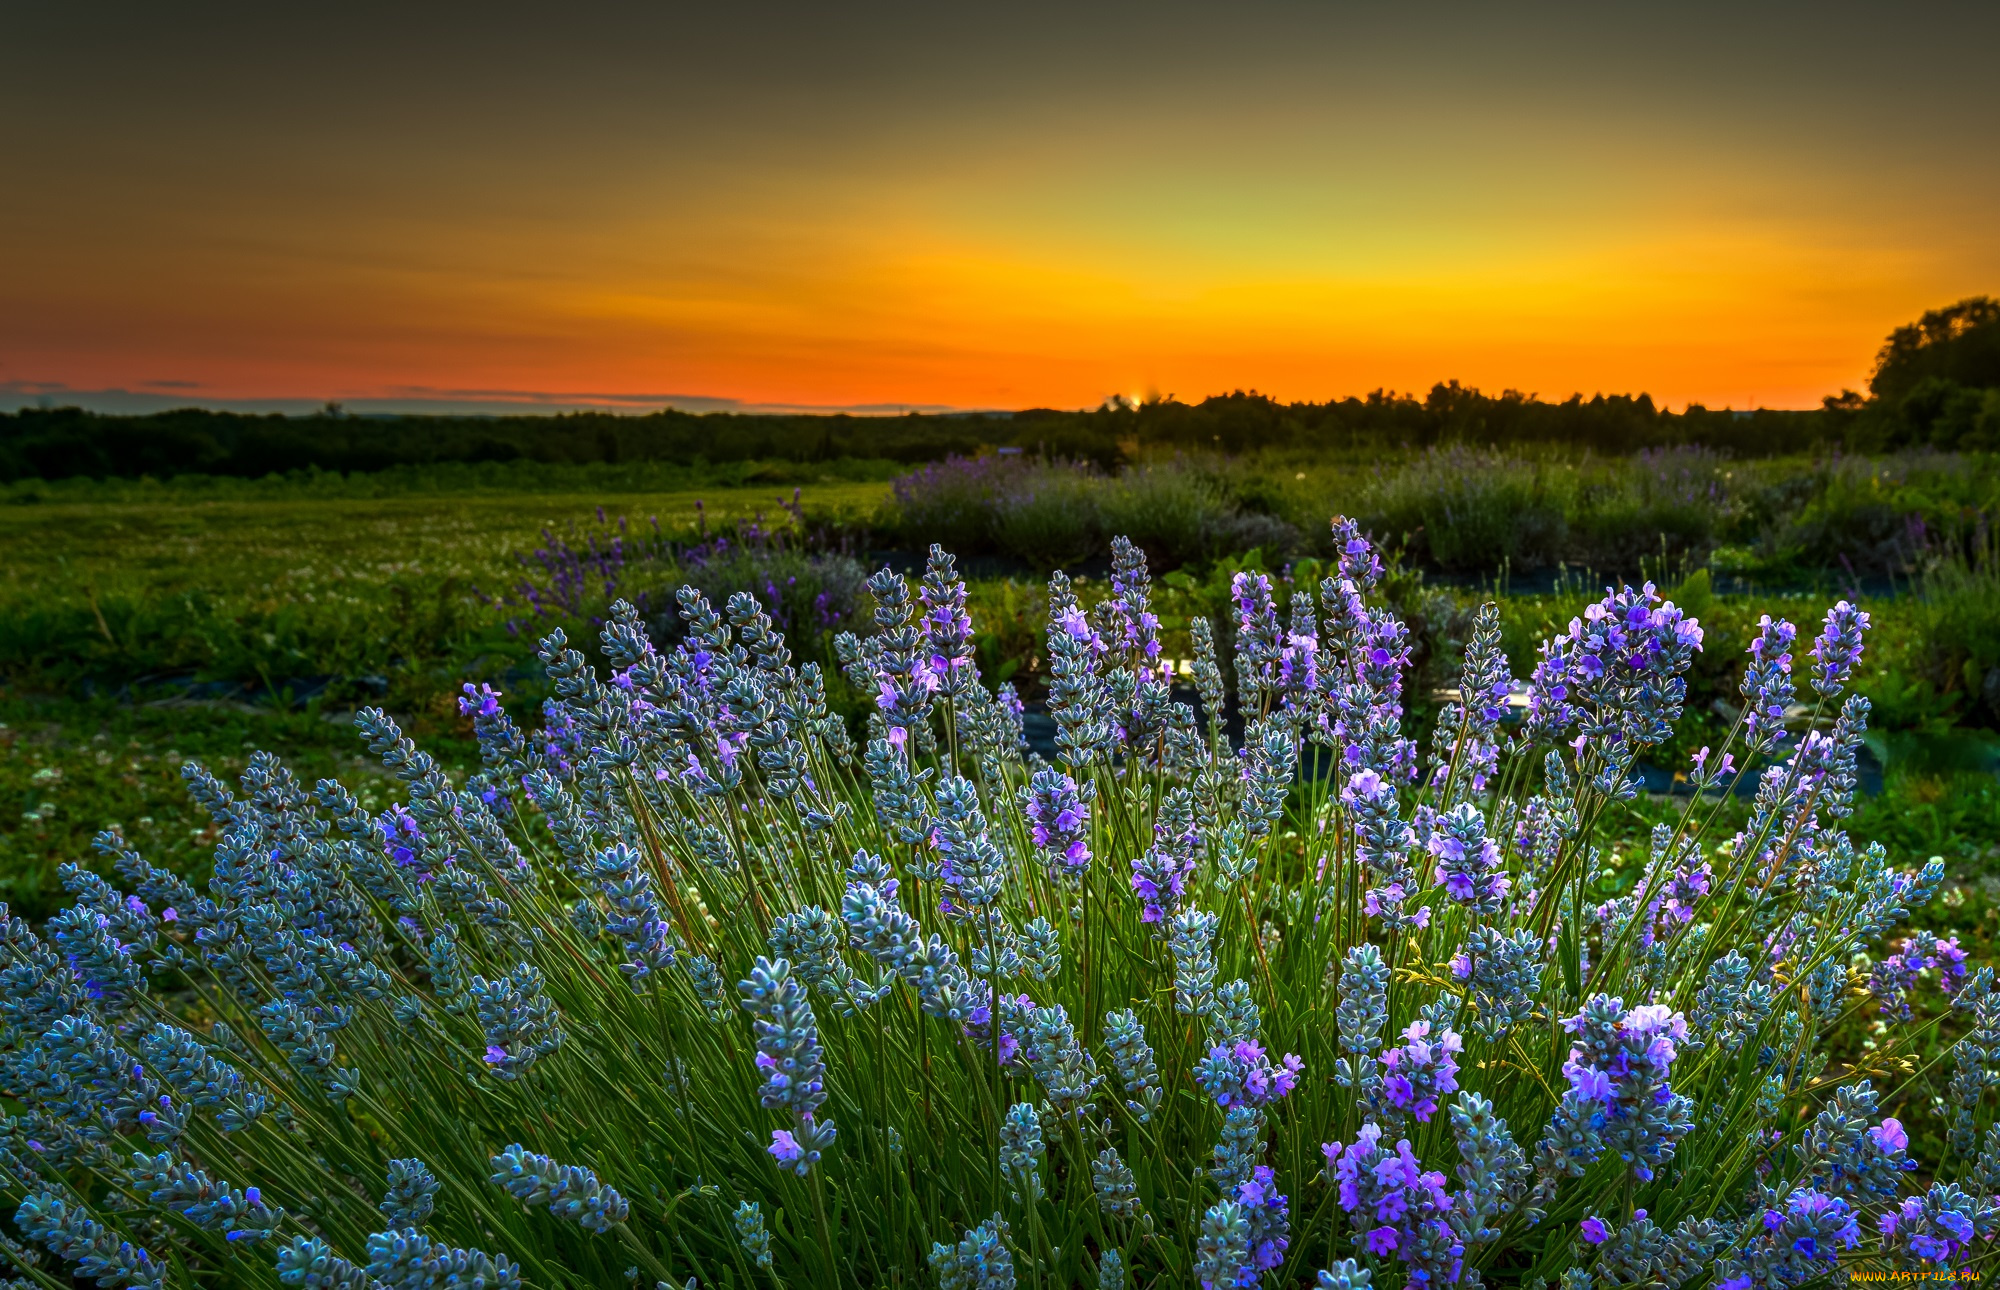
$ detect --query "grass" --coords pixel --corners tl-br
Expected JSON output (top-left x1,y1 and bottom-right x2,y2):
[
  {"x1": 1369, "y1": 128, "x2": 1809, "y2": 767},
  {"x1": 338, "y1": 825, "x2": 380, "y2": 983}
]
[
  {"x1": 0, "y1": 464, "x2": 1993, "y2": 929},
  {"x1": 0, "y1": 482, "x2": 891, "y2": 700}
]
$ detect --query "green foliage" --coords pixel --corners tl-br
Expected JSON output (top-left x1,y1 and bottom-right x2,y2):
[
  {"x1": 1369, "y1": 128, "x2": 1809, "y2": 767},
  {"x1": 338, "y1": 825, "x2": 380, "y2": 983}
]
[{"x1": 1869, "y1": 295, "x2": 2000, "y2": 405}]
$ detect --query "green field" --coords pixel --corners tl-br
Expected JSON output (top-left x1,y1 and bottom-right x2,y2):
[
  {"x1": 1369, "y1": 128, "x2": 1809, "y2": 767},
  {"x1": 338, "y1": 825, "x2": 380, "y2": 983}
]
[{"x1": 2, "y1": 465, "x2": 1996, "y2": 929}]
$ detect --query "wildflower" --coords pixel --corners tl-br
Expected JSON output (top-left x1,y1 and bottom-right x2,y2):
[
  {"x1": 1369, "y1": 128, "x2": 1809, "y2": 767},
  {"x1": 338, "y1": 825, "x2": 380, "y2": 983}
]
[
  {"x1": 930, "y1": 1214, "x2": 1013, "y2": 1290},
  {"x1": 734, "y1": 1200, "x2": 774, "y2": 1269},
  {"x1": 1103, "y1": 1008, "x2": 1163, "y2": 1121},
  {"x1": 490, "y1": 1144, "x2": 629, "y2": 1234},
  {"x1": 1195, "y1": 1037, "x2": 1303, "y2": 1109},
  {"x1": 1555, "y1": 995, "x2": 1693, "y2": 1182},
  {"x1": 1378, "y1": 1020, "x2": 1461, "y2": 1124},
  {"x1": 1740, "y1": 615, "x2": 1797, "y2": 753},
  {"x1": 1429, "y1": 803, "x2": 1509, "y2": 913},
  {"x1": 999, "y1": 1102, "x2": 1045, "y2": 1200},
  {"x1": 1025, "y1": 766, "x2": 1092, "y2": 884},
  {"x1": 1092, "y1": 1147, "x2": 1140, "y2": 1217},
  {"x1": 380, "y1": 1158, "x2": 439, "y2": 1227},
  {"x1": 1714, "y1": 1188, "x2": 1857, "y2": 1288},
  {"x1": 1808, "y1": 600, "x2": 1869, "y2": 697},
  {"x1": 365, "y1": 1228, "x2": 521, "y2": 1290},
  {"x1": 739, "y1": 956, "x2": 837, "y2": 1177},
  {"x1": 1131, "y1": 787, "x2": 1199, "y2": 926}
]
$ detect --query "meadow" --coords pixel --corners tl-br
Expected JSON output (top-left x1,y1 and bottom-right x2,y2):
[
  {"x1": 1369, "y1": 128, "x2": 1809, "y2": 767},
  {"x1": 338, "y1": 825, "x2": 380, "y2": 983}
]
[
  {"x1": 0, "y1": 449, "x2": 1996, "y2": 1287},
  {"x1": 3, "y1": 449, "x2": 1997, "y2": 924}
]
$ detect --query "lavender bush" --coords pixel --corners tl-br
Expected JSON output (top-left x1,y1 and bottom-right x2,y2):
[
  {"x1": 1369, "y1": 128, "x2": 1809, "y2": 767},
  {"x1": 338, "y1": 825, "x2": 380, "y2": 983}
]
[{"x1": 0, "y1": 521, "x2": 1992, "y2": 1288}]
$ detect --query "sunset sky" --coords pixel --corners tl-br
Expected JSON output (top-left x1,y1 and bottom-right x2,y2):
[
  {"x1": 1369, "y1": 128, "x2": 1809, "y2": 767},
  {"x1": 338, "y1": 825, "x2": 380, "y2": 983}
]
[{"x1": 4, "y1": 2, "x2": 1997, "y2": 414}]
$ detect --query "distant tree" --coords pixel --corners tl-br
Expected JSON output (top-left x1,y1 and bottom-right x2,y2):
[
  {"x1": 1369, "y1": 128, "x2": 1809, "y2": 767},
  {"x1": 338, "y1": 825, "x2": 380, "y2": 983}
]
[{"x1": 1868, "y1": 295, "x2": 2000, "y2": 404}]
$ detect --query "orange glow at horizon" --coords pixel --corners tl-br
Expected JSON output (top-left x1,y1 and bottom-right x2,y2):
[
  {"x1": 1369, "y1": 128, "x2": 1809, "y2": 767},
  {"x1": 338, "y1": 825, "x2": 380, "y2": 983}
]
[{"x1": 3, "y1": 6, "x2": 1996, "y2": 416}]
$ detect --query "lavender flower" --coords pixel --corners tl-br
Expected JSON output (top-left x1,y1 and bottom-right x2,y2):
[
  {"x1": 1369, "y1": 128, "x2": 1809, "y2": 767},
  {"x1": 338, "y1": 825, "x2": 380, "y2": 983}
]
[
  {"x1": 1429, "y1": 803, "x2": 1509, "y2": 913},
  {"x1": 133, "y1": 1151, "x2": 284, "y2": 1243},
  {"x1": 1945, "y1": 968, "x2": 2000, "y2": 1155},
  {"x1": 490, "y1": 1144, "x2": 629, "y2": 1233},
  {"x1": 1023, "y1": 1003, "x2": 1100, "y2": 1117},
  {"x1": 734, "y1": 1200, "x2": 774, "y2": 1269},
  {"x1": 1232, "y1": 572, "x2": 1284, "y2": 718},
  {"x1": 1557, "y1": 996, "x2": 1693, "y2": 1182},
  {"x1": 1343, "y1": 770, "x2": 1427, "y2": 932},
  {"x1": 366, "y1": 1229, "x2": 521, "y2": 1290},
  {"x1": 1327, "y1": 1123, "x2": 1463, "y2": 1287},
  {"x1": 1105, "y1": 535, "x2": 1163, "y2": 666},
  {"x1": 1131, "y1": 787, "x2": 1199, "y2": 927},
  {"x1": 1447, "y1": 1091, "x2": 1529, "y2": 1244},
  {"x1": 1449, "y1": 927, "x2": 1545, "y2": 1042},
  {"x1": 1194, "y1": 1199, "x2": 1252, "y2": 1290},
  {"x1": 930, "y1": 1215, "x2": 1014, "y2": 1290},
  {"x1": 1233, "y1": 1165, "x2": 1291, "y2": 1280},
  {"x1": 1378, "y1": 1020, "x2": 1462, "y2": 1124},
  {"x1": 469, "y1": 963, "x2": 564, "y2": 1083},
  {"x1": 1316, "y1": 1260, "x2": 1373, "y2": 1289},
  {"x1": 1047, "y1": 572, "x2": 1112, "y2": 769},
  {"x1": 1025, "y1": 766, "x2": 1092, "y2": 885},
  {"x1": 1808, "y1": 600, "x2": 1869, "y2": 698},
  {"x1": 15, "y1": 1191, "x2": 166, "y2": 1290},
  {"x1": 380, "y1": 1158, "x2": 439, "y2": 1227},
  {"x1": 1092, "y1": 1147, "x2": 1140, "y2": 1217},
  {"x1": 1740, "y1": 615, "x2": 1797, "y2": 753},
  {"x1": 1103, "y1": 1008, "x2": 1163, "y2": 1122},
  {"x1": 594, "y1": 843, "x2": 677, "y2": 988},
  {"x1": 920, "y1": 545, "x2": 979, "y2": 699},
  {"x1": 274, "y1": 1235, "x2": 372, "y2": 1289},
  {"x1": 1795, "y1": 1081, "x2": 1914, "y2": 1200},
  {"x1": 1714, "y1": 1188, "x2": 1858, "y2": 1288},
  {"x1": 1878, "y1": 1182, "x2": 1998, "y2": 1269},
  {"x1": 1194, "y1": 1038, "x2": 1302, "y2": 1110},
  {"x1": 1334, "y1": 945, "x2": 1390, "y2": 1096},
  {"x1": 998, "y1": 1102, "x2": 1045, "y2": 1201},
  {"x1": 739, "y1": 956, "x2": 837, "y2": 1176},
  {"x1": 1170, "y1": 909, "x2": 1221, "y2": 1017},
  {"x1": 863, "y1": 567, "x2": 938, "y2": 751}
]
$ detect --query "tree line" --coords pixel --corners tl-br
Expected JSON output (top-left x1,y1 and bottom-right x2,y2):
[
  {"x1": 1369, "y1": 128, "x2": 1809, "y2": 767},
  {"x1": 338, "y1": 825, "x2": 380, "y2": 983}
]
[{"x1": 4, "y1": 296, "x2": 1993, "y2": 482}]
